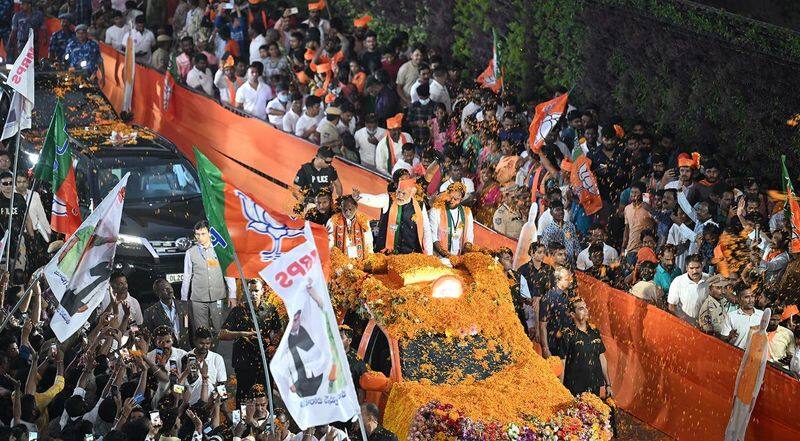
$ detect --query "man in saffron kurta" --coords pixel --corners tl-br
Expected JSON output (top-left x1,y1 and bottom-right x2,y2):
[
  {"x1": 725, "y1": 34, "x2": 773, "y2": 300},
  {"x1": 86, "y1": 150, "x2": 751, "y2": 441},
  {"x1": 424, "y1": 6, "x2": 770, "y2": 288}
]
[
  {"x1": 355, "y1": 177, "x2": 432, "y2": 255},
  {"x1": 375, "y1": 113, "x2": 413, "y2": 176},
  {"x1": 326, "y1": 195, "x2": 373, "y2": 259},
  {"x1": 429, "y1": 182, "x2": 475, "y2": 258}
]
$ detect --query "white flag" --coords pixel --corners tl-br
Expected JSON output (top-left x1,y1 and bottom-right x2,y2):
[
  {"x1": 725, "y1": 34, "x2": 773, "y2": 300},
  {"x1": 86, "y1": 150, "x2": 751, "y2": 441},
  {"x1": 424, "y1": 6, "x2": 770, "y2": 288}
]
[
  {"x1": 2, "y1": 29, "x2": 35, "y2": 140},
  {"x1": 47, "y1": 173, "x2": 130, "y2": 342},
  {"x1": 261, "y1": 224, "x2": 360, "y2": 430}
]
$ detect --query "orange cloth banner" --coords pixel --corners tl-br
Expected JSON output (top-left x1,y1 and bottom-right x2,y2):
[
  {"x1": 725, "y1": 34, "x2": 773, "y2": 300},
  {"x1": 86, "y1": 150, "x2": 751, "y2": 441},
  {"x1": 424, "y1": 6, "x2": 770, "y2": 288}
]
[
  {"x1": 577, "y1": 273, "x2": 800, "y2": 441},
  {"x1": 85, "y1": 30, "x2": 799, "y2": 440}
]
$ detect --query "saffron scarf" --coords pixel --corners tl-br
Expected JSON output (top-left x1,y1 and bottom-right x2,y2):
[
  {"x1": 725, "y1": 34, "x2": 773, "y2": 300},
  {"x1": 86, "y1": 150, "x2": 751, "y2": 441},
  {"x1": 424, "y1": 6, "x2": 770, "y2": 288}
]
[
  {"x1": 384, "y1": 197, "x2": 424, "y2": 253},
  {"x1": 331, "y1": 213, "x2": 366, "y2": 259},
  {"x1": 385, "y1": 133, "x2": 408, "y2": 172},
  {"x1": 437, "y1": 205, "x2": 469, "y2": 252}
]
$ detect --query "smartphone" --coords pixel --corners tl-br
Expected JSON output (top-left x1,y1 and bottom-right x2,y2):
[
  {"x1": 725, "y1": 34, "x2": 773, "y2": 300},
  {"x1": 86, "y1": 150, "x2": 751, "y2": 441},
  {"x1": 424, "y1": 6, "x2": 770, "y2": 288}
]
[
  {"x1": 110, "y1": 385, "x2": 118, "y2": 396},
  {"x1": 119, "y1": 348, "x2": 130, "y2": 362},
  {"x1": 169, "y1": 360, "x2": 178, "y2": 374},
  {"x1": 84, "y1": 435, "x2": 93, "y2": 441},
  {"x1": 288, "y1": 7, "x2": 299, "y2": 15},
  {"x1": 133, "y1": 393, "x2": 145, "y2": 405},
  {"x1": 131, "y1": 325, "x2": 139, "y2": 334},
  {"x1": 173, "y1": 384, "x2": 185, "y2": 394},
  {"x1": 29, "y1": 432, "x2": 38, "y2": 441},
  {"x1": 49, "y1": 343, "x2": 57, "y2": 357},
  {"x1": 216, "y1": 385, "x2": 228, "y2": 401},
  {"x1": 203, "y1": 426, "x2": 212, "y2": 435},
  {"x1": 240, "y1": 404, "x2": 247, "y2": 419},
  {"x1": 231, "y1": 409, "x2": 241, "y2": 425},
  {"x1": 150, "y1": 410, "x2": 162, "y2": 426},
  {"x1": 221, "y1": 2, "x2": 234, "y2": 9}
]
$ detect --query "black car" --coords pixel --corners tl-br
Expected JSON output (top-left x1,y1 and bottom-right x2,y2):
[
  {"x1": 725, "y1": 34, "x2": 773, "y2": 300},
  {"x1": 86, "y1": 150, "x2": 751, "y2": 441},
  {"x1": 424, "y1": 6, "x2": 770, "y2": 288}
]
[{"x1": 1, "y1": 70, "x2": 205, "y2": 303}]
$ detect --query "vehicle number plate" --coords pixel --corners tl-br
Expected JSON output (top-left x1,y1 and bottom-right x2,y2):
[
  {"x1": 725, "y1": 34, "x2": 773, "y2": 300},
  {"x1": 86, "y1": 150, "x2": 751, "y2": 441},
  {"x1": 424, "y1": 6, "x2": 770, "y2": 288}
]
[{"x1": 166, "y1": 273, "x2": 183, "y2": 284}]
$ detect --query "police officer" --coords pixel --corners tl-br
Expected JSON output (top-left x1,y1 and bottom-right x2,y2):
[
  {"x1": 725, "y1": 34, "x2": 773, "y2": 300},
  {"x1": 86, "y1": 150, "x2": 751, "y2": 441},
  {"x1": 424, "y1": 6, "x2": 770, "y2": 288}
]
[
  {"x1": 48, "y1": 13, "x2": 75, "y2": 61},
  {"x1": 64, "y1": 24, "x2": 105, "y2": 83}
]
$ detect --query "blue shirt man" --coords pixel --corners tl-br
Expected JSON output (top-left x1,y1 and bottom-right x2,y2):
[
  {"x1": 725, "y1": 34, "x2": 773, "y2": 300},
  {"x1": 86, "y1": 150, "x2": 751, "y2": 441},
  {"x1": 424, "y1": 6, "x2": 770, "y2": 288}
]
[
  {"x1": 65, "y1": 25, "x2": 102, "y2": 75},
  {"x1": 10, "y1": 1, "x2": 43, "y2": 52},
  {"x1": 49, "y1": 14, "x2": 76, "y2": 61},
  {"x1": 0, "y1": 0, "x2": 13, "y2": 42}
]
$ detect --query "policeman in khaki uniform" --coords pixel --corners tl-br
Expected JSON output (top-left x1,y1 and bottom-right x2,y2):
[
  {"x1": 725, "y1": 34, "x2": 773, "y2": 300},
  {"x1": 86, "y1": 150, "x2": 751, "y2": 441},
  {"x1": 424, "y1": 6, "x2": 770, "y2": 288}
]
[
  {"x1": 317, "y1": 106, "x2": 342, "y2": 149},
  {"x1": 697, "y1": 274, "x2": 733, "y2": 337}
]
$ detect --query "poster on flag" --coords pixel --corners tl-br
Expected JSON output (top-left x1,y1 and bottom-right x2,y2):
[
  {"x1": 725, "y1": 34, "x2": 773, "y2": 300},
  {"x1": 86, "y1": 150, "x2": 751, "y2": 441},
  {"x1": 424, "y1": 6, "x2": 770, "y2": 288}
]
[
  {"x1": 724, "y1": 308, "x2": 771, "y2": 441},
  {"x1": 261, "y1": 225, "x2": 359, "y2": 430},
  {"x1": 47, "y1": 174, "x2": 129, "y2": 342},
  {"x1": 195, "y1": 147, "x2": 328, "y2": 278},
  {"x1": 569, "y1": 155, "x2": 603, "y2": 215},
  {"x1": 528, "y1": 93, "x2": 569, "y2": 153},
  {"x1": 1, "y1": 29, "x2": 35, "y2": 140}
]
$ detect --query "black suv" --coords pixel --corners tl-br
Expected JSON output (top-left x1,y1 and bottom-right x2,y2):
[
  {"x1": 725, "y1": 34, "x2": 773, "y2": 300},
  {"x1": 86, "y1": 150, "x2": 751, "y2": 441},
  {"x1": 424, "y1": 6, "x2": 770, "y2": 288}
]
[{"x1": 1, "y1": 71, "x2": 205, "y2": 302}]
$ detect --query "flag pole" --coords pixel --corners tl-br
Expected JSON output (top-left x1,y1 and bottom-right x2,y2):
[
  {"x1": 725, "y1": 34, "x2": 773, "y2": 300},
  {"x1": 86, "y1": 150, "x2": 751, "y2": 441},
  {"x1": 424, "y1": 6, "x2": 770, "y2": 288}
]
[
  {"x1": 0, "y1": 269, "x2": 42, "y2": 333},
  {"x1": 5, "y1": 107, "x2": 22, "y2": 272},
  {"x1": 230, "y1": 251, "x2": 276, "y2": 434},
  {"x1": 10, "y1": 177, "x2": 37, "y2": 270}
]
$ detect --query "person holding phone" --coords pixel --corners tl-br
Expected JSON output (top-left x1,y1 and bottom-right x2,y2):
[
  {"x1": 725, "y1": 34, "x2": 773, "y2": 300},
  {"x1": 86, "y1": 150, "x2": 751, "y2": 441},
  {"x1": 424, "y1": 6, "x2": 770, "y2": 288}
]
[
  {"x1": 184, "y1": 327, "x2": 227, "y2": 403},
  {"x1": 144, "y1": 326, "x2": 188, "y2": 395}
]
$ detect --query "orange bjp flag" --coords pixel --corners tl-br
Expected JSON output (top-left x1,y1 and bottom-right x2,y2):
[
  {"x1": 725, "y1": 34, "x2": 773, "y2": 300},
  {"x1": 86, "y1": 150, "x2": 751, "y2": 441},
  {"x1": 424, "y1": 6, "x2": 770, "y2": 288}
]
[
  {"x1": 528, "y1": 93, "x2": 569, "y2": 153},
  {"x1": 569, "y1": 155, "x2": 603, "y2": 215}
]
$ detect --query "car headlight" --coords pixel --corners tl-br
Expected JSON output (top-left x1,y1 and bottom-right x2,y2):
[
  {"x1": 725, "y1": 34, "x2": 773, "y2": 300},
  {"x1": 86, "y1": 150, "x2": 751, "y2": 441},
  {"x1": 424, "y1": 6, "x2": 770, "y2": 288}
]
[{"x1": 118, "y1": 234, "x2": 144, "y2": 246}]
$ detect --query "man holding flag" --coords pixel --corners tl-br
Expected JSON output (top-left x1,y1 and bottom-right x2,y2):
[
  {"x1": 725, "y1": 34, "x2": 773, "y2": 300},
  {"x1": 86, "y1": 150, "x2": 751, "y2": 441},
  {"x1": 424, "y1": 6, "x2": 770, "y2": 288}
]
[{"x1": 780, "y1": 155, "x2": 800, "y2": 253}]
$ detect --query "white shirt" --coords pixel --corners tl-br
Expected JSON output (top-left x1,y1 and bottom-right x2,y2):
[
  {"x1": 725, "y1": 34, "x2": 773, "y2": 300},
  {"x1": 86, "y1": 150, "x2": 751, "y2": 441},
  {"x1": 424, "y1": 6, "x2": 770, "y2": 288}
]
[
  {"x1": 666, "y1": 222, "x2": 692, "y2": 271},
  {"x1": 667, "y1": 273, "x2": 709, "y2": 321},
  {"x1": 249, "y1": 34, "x2": 268, "y2": 64},
  {"x1": 429, "y1": 206, "x2": 474, "y2": 256},
  {"x1": 100, "y1": 292, "x2": 144, "y2": 325},
  {"x1": 391, "y1": 157, "x2": 421, "y2": 175},
  {"x1": 294, "y1": 112, "x2": 324, "y2": 138},
  {"x1": 689, "y1": 218, "x2": 718, "y2": 254},
  {"x1": 409, "y1": 79, "x2": 430, "y2": 104},
  {"x1": 235, "y1": 80, "x2": 272, "y2": 119},
  {"x1": 213, "y1": 70, "x2": 242, "y2": 105},
  {"x1": 721, "y1": 308, "x2": 764, "y2": 349},
  {"x1": 537, "y1": 208, "x2": 573, "y2": 238},
  {"x1": 23, "y1": 189, "x2": 49, "y2": 241},
  {"x1": 122, "y1": 28, "x2": 156, "y2": 64},
  {"x1": 266, "y1": 97, "x2": 288, "y2": 126},
  {"x1": 354, "y1": 126, "x2": 386, "y2": 168},
  {"x1": 375, "y1": 133, "x2": 414, "y2": 175},
  {"x1": 104, "y1": 24, "x2": 131, "y2": 51},
  {"x1": 356, "y1": 192, "x2": 433, "y2": 255},
  {"x1": 576, "y1": 243, "x2": 619, "y2": 270},
  {"x1": 282, "y1": 109, "x2": 301, "y2": 133},
  {"x1": 146, "y1": 347, "x2": 188, "y2": 379},
  {"x1": 188, "y1": 349, "x2": 227, "y2": 384},
  {"x1": 438, "y1": 177, "x2": 475, "y2": 196},
  {"x1": 337, "y1": 118, "x2": 356, "y2": 135},
  {"x1": 186, "y1": 66, "x2": 214, "y2": 96},
  {"x1": 301, "y1": 18, "x2": 331, "y2": 45},
  {"x1": 790, "y1": 347, "x2": 800, "y2": 376},
  {"x1": 326, "y1": 216, "x2": 374, "y2": 258}
]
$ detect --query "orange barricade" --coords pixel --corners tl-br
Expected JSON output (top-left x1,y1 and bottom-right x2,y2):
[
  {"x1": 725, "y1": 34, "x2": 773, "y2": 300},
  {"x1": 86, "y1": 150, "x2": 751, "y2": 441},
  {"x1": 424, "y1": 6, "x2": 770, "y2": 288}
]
[
  {"x1": 577, "y1": 273, "x2": 800, "y2": 440},
  {"x1": 76, "y1": 28, "x2": 799, "y2": 440}
]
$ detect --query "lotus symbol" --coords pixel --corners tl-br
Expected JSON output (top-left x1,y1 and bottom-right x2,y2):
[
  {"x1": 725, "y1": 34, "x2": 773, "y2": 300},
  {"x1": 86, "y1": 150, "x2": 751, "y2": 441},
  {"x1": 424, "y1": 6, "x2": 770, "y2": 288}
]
[{"x1": 235, "y1": 190, "x2": 304, "y2": 261}]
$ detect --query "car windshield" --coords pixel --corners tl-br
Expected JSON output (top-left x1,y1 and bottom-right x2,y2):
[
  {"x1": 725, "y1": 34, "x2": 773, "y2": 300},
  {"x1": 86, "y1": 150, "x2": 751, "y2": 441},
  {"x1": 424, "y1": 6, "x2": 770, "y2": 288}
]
[
  {"x1": 399, "y1": 333, "x2": 511, "y2": 384},
  {"x1": 97, "y1": 156, "x2": 201, "y2": 202}
]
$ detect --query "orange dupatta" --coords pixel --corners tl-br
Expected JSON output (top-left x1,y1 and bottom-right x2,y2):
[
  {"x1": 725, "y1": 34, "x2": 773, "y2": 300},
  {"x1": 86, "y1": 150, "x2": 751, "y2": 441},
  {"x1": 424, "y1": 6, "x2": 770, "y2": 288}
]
[
  {"x1": 385, "y1": 133, "x2": 408, "y2": 172},
  {"x1": 384, "y1": 197, "x2": 424, "y2": 253}
]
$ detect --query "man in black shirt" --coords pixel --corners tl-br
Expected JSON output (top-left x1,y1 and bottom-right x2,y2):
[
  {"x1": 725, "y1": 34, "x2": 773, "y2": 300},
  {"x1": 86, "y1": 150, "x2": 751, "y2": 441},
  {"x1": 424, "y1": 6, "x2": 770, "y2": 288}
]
[
  {"x1": 219, "y1": 279, "x2": 281, "y2": 405},
  {"x1": 518, "y1": 242, "x2": 554, "y2": 341},
  {"x1": 292, "y1": 147, "x2": 343, "y2": 207},
  {"x1": 359, "y1": 402, "x2": 398, "y2": 441},
  {"x1": 0, "y1": 171, "x2": 32, "y2": 269},
  {"x1": 304, "y1": 190, "x2": 333, "y2": 226},
  {"x1": 560, "y1": 297, "x2": 612, "y2": 397}
]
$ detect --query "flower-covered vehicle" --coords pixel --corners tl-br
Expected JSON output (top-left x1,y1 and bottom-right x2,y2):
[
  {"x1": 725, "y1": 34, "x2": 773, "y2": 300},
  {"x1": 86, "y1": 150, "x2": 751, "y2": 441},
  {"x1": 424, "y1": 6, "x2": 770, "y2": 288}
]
[{"x1": 329, "y1": 250, "x2": 612, "y2": 440}]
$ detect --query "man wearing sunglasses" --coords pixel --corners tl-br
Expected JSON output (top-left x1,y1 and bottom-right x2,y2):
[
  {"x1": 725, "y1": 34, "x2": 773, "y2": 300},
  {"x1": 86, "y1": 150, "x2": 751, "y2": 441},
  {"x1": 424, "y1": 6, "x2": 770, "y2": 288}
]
[
  {"x1": 0, "y1": 172, "x2": 32, "y2": 270},
  {"x1": 292, "y1": 146, "x2": 343, "y2": 208}
]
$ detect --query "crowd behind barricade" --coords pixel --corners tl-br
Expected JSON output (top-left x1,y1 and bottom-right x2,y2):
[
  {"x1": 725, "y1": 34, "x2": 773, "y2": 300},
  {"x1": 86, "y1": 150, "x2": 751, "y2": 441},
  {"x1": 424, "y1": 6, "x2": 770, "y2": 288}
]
[{"x1": 0, "y1": 0, "x2": 798, "y2": 439}]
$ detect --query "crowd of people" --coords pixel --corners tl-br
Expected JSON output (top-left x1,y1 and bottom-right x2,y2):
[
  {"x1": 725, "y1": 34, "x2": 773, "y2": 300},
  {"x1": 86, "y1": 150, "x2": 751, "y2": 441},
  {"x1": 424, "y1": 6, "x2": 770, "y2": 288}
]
[{"x1": 0, "y1": 0, "x2": 797, "y2": 439}]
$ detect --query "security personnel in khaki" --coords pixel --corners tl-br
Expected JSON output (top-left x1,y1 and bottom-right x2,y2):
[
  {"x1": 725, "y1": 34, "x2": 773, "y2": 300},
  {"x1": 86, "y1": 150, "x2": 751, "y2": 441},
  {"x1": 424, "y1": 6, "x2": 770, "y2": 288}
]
[{"x1": 317, "y1": 106, "x2": 342, "y2": 148}]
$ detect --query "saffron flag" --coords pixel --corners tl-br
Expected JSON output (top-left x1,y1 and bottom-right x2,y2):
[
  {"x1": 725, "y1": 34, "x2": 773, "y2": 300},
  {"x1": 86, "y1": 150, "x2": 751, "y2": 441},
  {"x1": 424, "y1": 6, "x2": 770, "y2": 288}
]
[
  {"x1": 780, "y1": 155, "x2": 800, "y2": 253},
  {"x1": 46, "y1": 174, "x2": 129, "y2": 342},
  {"x1": 724, "y1": 308, "x2": 771, "y2": 441},
  {"x1": 194, "y1": 148, "x2": 329, "y2": 278},
  {"x1": 33, "y1": 100, "x2": 82, "y2": 236},
  {"x1": 1, "y1": 29, "x2": 35, "y2": 140},
  {"x1": 528, "y1": 93, "x2": 569, "y2": 153},
  {"x1": 261, "y1": 227, "x2": 360, "y2": 430},
  {"x1": 122, "y1": 33, "x2": 135, "y2": 113},
  {"x1": 476, "y1": 29, "x2": 503, "y2": 93},
  {"x1": 569, "y1": 155, "x2": 603, "y2": 216},
  {"x1": 162, "y1": 51, "x2": 178, "y2": 120}
]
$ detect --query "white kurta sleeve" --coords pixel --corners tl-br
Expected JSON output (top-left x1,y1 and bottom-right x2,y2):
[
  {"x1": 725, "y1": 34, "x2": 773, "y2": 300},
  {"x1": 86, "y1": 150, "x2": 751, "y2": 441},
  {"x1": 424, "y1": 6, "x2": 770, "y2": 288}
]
[
  {"x1": 421, "y1": 205, "x2": 433, "y2": 255},
  {"x1": 357, "y1": 193, "x2": 390, "y2": 212},
  {"x1": 465, "y1": 209, "x2": 474, "y2": 244}
]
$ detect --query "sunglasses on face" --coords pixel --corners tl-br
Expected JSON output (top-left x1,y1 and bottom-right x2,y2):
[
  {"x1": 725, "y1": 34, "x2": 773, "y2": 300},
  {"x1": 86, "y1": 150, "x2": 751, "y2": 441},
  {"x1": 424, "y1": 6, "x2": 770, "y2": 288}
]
[{"x1": 0, "y1": 181, "x2": 11, "y2": 186}]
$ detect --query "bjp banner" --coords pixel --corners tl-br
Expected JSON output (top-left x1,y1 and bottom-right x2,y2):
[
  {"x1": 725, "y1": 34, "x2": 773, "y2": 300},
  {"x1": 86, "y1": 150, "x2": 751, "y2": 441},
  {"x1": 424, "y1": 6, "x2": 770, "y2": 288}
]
[
  {"x1": 195, "y1": 148, "x2": 328, "y2": 278},
  {"x1": 528, "y1": 93, "x2": 569, "y2": 153},
  {"x1": 261, "y1": 226, "x2": 360, "y2": 430},
  {"x1": 569, "y1": 155, "x2": 603, "y2": 215}
]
